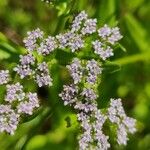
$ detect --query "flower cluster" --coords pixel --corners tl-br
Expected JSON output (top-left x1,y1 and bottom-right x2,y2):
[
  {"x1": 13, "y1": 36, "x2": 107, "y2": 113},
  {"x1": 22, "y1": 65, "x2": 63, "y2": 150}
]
[
  {"x1": 38, "y1": 36, "x2": 57, "y2": 55},
  {"x1": 67, "y1": 58, "x2": 102, "y2": 85},
  {"x1": 59, "y1": 11, "x2": 135, "y2": 149},
  {"x1": 14, "y1": 54, "x2": 35, "y2": 79},
  {"x1": 0, "y1": 105, "x2": 19, "y2": 135},
  {"x1": 0, "y1": 81, "x2": 40, "y2": 134},
  {"x1": 35, "y1": 62, "x2": 53, "y2": 87},
  {"x1": 108, "y1": 98, "x2": 136, "y2": 145},
  {"x1": 60, "y1": 58, "x2": 108, "y2": 149},
  {"x1": 92, "y1": 24, "x2": 122, "y2": 60},
  {"x1": 0, "y1": 70, "x2": 10, "y2": 85},
  {"x1": 23, "y1": 28, "x2": 43, "y2": 52},
  {"x1": 14, "y1": 11, "x2": 122, "y2": 87},
  {"x1": 0, "y1": 10, "x2": 136, "y2": 150},
  {"x1": 17, "y1": 92, "x2": 39, "y2": 115},
  {"x1": 5, "y1": 82, "x2": 25, "y2": 103}
]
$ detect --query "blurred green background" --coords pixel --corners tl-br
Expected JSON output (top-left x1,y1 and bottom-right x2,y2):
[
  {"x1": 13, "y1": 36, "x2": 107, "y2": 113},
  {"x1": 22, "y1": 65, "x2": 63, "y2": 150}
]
[{"x1": 0, "y1": 0, "x2": 150, "y2": 150}]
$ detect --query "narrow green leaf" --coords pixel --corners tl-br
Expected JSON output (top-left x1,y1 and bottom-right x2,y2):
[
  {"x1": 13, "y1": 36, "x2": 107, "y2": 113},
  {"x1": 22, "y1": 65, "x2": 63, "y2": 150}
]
[{"x1": 125, "y1": 14, "x2": 149, "y2": 52}]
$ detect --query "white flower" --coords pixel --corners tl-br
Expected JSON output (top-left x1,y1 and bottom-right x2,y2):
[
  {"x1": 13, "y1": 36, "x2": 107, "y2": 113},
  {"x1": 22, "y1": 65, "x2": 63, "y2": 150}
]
[
  {"x1": 123, "y1": 117, "x2": 136, "y2": 134},
  {"x1": 81, "y1": 18, "x2": 97, "y2": 35},
  {"x1": 0, "y1": 105, "x2": 19, "y2": 135},
  {"x1": 0, "y1": 70, "x2": 10, "y2": 85},
  {"x1": 108, "y1": 27, "x2": 123, "y2": 44},
  {"x1": 14, "y1": 65, "x2": 33, "y2": 79},
  {"x1": 69, "y1": 34, "x2": 84, "y2": 52},
  {"x1": 19, "y1": 54, "x2": 35, "y2": 65},
  {"x1": 81, "y1": 88, "x2": 98, "y2": 101},
  {"x1": 67, "y1": 58, "x2": 83, "y2": 84},
  {"x1": 35, "y1": 74, "x2": 53, "y2": 87},
  {"x1": 5, "y1": 83, "x2": 24, "y2": 103},
  {"x1": 38, "y1": 36, "x2": 57, "y2": 55},
  {"x1": 98, "y1": 24, "x2": 122, "y2": 44},
  {"x1": 59, "y1": 84, "x2": 78, "y2": 106},
  {"x1": 71, "y1": 11, "x2": 88, "y2": 32},
  {"x1": 35, "y1": 62, "x2": 53, "y2": 87},
  {"x1": 117, "y1": 123, "x2": 128, "y2": 145},
  {"x1": 17, "y1": 92, "x2": 39, "y2": 115},
  {"x1": 23, "y1": 28, "x2": 43, "y2": 52},
  {"x1": 98, "y1": 24, "x2": 111, "y2": 39},
  {"x1": 92, "y1": 40, "x2": 114, "y2": 60}
]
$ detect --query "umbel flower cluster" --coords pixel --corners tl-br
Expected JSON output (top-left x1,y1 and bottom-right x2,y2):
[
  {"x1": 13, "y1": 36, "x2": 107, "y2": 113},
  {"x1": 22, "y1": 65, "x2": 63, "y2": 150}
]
[{"x1": 0, "y1": 11, "x2": 136, "y2": 149}]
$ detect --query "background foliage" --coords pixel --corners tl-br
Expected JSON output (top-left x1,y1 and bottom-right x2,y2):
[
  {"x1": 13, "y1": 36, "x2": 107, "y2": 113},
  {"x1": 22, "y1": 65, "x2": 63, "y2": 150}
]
[{"x1": 0, "y1": 0, "x2": 150, "y2": 150}]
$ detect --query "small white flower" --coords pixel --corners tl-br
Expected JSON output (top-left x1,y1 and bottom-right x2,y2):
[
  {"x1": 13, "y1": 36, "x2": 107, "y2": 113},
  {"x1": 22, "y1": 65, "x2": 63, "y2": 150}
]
[
  {"x1": 98, "y1": 24, "x2": 111, "y2": 39},
  {"x1": 17, "y1": 92, "x2": 39, "y2": 115},
  {"x1": 81, "y1": 88, "x2": 98, "y2": 101},
  {"x1": 98, "y1": 24, "x2": 122, "y2": 44},
  {"x1": 23, "y1": 28, "x2": 43, "y2": 52},
  {"x1": 19, "y1": 54, "x2": 35, "y2": 65},
  {"x1": 5, "y1": 83, "x2": 24, "y2": 103},
  {"x1": 35, "y1": 62, "x2": 53, "y2": 87},
  {"x1": 0, "y1": 70, "x2": 10, "y2": 85},
  {"x1": 0, "y1": 104, "x2": 19, "y2": 135},
  {"x1": 67, "y1": 58, "x2": 83, "y2": 84},
  {"x1": 38, "y1": 36, "x2": 57, "y2": 55},
  {"x1": 117, "y1": 123, "x2": 128, "y2": 145},
  {"x1": 71, "y1": 11, "x2": 88, "y2": 32},
  {"x1": 81, "y1": 18, "x2": 97, "y2": 35},
  {"x1": 59, "y1": 84, "x2": 78, "y2": 106},
  {"x1": 14, "y1": 65, "x2": 33, "y2": 79},
  {"x1": 108, "y1": 27, "x2": 123, "y2": 45},
  {"x1": 123, "y1": 117, "x2": 136, "y2": 134}
]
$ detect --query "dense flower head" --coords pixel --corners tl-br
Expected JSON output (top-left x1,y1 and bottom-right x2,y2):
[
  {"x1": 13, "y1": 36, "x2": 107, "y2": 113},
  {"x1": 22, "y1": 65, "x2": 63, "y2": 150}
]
[
  {"x1": 56, "y1": 32, "x2": 71, "y2": 49},
  {"x1": 117, "y1": 123, "x2": 128, "y2": 145},
  {"x1": 81, "y1": 88, "x2": 98, "y2": 101},
  {"x1": 35, "y1": 62, "x2": 53, "y2": 87},
  {"x1": 56, "y1": 32, "x2": 84, "y2": 52},
  {"x1": 23, "y1": 28, "x2": 43, "y2": 52},
  {"x1": 68, "y1": 34, "x2": 84, "y2": 52},
  {"x1": 59, "y1": 84, "x2": 78, "y2": 106},
  {"x1": 108, "y1": 98, "x2": 126, "y2": 123},
  {"x1": 77, "y1": 107, "x2": 110, "y2": 150},
  {"x1": 35, "y1": 74, "x2": 53, "y2": 87},
  {"x1": 19, "y1": 54, "x2": 35, "y2": 65},
  {"x1": 81, "y1": 18, "x2": 97, "y2": 35},
  {"x1": 86, "y1": 59, "x2": 102, "y2": 84},
  {"x1": 123, "y1": 116, "x2": 136, "y2": 134},
  {"x1": 4, "y1": 82, "x2": 40, "y2": 115},
  {"x1": 14, "y1": 54, "x2": 35, "y2": 79},
  {"x1": 71, "y1": 11, "x2": 88, "y2": 32},
  {"x1": 108, "y1": 98, "x2": 136, "y2": 145},
  {"x1": 37, "y1": 62, "x2": 49, "y2": 73},
  {"x1": 0, "y1": 70, "x2": 10, "y2": 85},
  {"x1": 92, "y1": 40, "x2": 114, "y2": 60},
  {"x1": 67, "y1": 58, "x2": 102, "y2": 85},
  {"x1": 98, "y1": 24, "x2": 122, "y2": 45},
  {"x1": 98, "y1": 24, "x2": 112, "y2": 38},
  {"x1": 60, "y1": 84, "x2": 136, "y2": 149},
  {"x1": 0, "y1": 105, "x2": 19, "y2": 135},
  {"x1": 67, "y1": 58, "x2": 83, "y2": 84},
  {"x1": 38, "y1": 36, "x2": 57, "y2": 55},
  {"x1": 17, "y1": 92, "x2": 39, "y2": 115},
  {"x1": 14, "y1": 64, "x2": 33, "y2": 79},
  {"x1": 5, "y1": 82, "x2": 24, "y2": 103}
]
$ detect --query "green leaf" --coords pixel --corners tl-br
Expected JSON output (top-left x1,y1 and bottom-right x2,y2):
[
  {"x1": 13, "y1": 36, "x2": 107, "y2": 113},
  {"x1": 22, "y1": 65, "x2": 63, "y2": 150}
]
[
  {"x1": 97, "y1": 0, "x2": 116, "y2": 25},
  {"x1": 125, "y1": 13, "x2": 149, "y2": 52}
]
